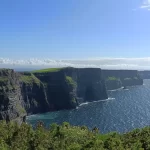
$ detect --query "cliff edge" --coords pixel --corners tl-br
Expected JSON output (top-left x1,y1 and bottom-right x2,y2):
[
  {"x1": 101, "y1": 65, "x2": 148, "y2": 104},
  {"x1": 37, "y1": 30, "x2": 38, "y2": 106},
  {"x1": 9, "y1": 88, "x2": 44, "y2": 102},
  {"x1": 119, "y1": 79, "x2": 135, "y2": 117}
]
[
  {"x1": 102, "y1": 70, "x2": 143, "y2": 90},
  {"x1": 0, "y1": 67, "x2": 108, "y2": 122}
]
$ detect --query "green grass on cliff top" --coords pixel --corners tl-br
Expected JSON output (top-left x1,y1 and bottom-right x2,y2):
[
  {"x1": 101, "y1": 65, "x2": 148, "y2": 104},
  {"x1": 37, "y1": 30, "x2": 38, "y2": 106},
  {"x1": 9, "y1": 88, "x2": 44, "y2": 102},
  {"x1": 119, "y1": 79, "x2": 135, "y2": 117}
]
[
  {"x1": 107, "y1": 76, "x2": 120, "y2": 81},
  {"x1": 32, "y1": 68, "x2": 63, "y2": 73},
  {"x1": 20, "y1": 73, "x2": 41, "y2": 85}
]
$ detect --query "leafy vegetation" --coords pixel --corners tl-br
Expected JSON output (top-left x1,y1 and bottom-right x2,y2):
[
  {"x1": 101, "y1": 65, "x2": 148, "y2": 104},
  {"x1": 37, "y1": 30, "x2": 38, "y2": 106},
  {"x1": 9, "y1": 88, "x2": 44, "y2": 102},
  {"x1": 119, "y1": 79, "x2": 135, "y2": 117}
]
[
  {"x1": 72, "y1": 98, "x2": 76, "y2": 103},
  {"x1": 106, "y1": 76, "x2": 120, "y2": 81},
  {"x1": 16, "y1": 104, "x2": 26, "y2": 114},
  {"x1": 0, "y1": 121, "x2": 150, "y2": 149},
  {"x1": 20, "y1": 73, "x2": 41, "y2": 86},
  {"x1": 32, "y1": 68, "x2": 63, "y2": 73},
  {"x1": 66, "y1": 76, "x2": 77, "y2": 88}
]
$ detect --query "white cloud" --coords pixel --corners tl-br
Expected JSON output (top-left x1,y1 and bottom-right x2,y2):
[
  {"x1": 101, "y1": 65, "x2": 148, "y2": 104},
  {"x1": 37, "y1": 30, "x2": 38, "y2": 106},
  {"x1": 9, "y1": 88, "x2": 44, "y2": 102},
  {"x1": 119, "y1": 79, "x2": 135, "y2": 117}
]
[
  {"x1": 0, "y1": 57, "x2": 150, "y2": 70},
  {"x1": 140, "y1": 0, "x2": 150, "y2": 10}
]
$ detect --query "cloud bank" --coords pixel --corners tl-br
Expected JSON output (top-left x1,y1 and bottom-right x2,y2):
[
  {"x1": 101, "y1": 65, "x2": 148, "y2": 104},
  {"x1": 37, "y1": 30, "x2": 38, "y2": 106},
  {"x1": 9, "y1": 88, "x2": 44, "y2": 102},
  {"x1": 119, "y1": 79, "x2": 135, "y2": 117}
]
[{"x1": 0, "y1": 57, "x2": 150, "y2": 70}]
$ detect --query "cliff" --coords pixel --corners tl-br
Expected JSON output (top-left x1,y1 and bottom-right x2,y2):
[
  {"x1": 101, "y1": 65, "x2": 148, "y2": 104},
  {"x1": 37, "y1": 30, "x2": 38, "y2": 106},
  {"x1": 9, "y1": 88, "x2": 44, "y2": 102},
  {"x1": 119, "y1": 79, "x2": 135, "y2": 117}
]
[
  {"x1": 0, "y1": 67, "x2": 108, "y2": 122},
  {"x1": 20, "y1": 72, "x2": 49, "y2": 114},
  {"x1": 139, "y1": 71, "x2": 150, "y2": 79},
  {"x1": 33, "y1": 67, "x2": 108, "y2": 107},
  {"x1": 105, "y1": 77, "x2": 122, "y2": 90},
  {"x1": 102, "y1": 70, "x2": 143, "y2": 90},
  {"x1": 62, "y1": 67, "x2": 108, "y2": 103},
  {"x1": 0, "y1": 69, "x2": 26, "y2": 123}
]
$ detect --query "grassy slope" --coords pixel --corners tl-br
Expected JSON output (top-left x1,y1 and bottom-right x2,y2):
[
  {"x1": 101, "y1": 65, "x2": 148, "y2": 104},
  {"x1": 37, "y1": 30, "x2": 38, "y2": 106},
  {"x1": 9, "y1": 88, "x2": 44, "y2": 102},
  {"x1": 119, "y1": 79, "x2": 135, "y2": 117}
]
[
  {"x1": 20, "y1": 73, "x2": 41, "y2": 85},
  {"x1": 32, "y1": 68, "x2": 63, "y2": 73},
  {"x1": 66, "y1": 76, "x2": 77, "y2": 87}
]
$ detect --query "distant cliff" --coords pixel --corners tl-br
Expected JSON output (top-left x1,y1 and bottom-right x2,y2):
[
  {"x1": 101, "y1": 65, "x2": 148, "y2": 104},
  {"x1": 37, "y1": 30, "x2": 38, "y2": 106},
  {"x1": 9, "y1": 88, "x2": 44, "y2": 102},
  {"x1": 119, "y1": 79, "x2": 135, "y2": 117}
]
[
  {"x1": 139, "y1": 71, "x2": 150, "y2": 79},
  {"x1": 102, "y1": 70, "x2": 143, "y2": 90},
  {"x1": 0, "y1": 67, "x2": 108, "y2": 122},
  {"x1": 105, "y1": 77, "x2": 122, "y2": 90},
  {"x1": 33, "y1": 67, "x2": 108, "y2": 108}
]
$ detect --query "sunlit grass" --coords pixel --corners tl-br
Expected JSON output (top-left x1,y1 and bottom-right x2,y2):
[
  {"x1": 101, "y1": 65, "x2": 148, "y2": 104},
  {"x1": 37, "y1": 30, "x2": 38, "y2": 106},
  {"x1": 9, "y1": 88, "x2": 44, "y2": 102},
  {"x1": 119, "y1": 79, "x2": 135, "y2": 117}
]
[
  {"x1": 20, "y1": 73, "x2": 41, "y2": 85},
  {"x1": 0, "y1": 121, "x2": 150, "y2": 149},
  {"x1": 32, "y1": 68, "x2": 63, "y2": 73}
]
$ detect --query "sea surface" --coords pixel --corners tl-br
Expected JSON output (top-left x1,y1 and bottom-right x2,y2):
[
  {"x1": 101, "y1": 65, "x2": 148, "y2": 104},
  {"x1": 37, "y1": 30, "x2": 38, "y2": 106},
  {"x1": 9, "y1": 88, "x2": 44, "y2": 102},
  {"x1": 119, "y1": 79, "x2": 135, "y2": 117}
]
[{"x1": 27, "y1": 79, "x2": 150, "y2": 133}]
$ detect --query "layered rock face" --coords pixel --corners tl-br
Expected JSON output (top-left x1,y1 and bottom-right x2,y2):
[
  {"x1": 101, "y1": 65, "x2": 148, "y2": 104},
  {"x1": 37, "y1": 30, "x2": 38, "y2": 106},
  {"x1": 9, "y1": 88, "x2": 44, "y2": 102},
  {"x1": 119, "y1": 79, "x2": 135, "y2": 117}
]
[
  {"x1": 20, "y1": 72, "x2": 49, "y2": 115},
  {"x1": 34, "y1": 68, "x2": 108, "y2": 107},
  {"x1": 34, "y1": 70, "x2": 78, "y2": 110},
  {"x1": 0, "y1": 67, "x2": 108, "y2": 122},
  {"x1": 0, "y1": 69, "x2": 26, "y2": 123},
  {"x1": 102, "y1": 70, "x2": 143, "y2": 90},
  {"x1": 62, "y1": 68, "x2": 108, "y2": 104}
]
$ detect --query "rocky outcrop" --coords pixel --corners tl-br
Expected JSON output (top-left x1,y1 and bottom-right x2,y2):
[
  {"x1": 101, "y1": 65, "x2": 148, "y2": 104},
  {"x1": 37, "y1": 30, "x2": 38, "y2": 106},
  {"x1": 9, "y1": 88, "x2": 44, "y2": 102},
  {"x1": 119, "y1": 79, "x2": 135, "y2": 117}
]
[
  {"x1": 102, "y1": 70, "x2": 143, "y2": 90},
  {"x1": 105, "y1": 79, "x2": 122, "y2": 90},
  {"x1": 0, "y1": 67, "x2": 108, "y2": 122}
]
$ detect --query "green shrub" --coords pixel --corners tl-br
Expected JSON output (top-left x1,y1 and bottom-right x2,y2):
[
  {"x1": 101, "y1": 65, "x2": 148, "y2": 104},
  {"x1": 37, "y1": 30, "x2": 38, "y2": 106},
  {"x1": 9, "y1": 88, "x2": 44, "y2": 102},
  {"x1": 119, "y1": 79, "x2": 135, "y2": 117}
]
[
  {"x1": 16, "y1": 104, "x2": 26, "y2": 114},
  {"x1": 66, "y1": 76, "x2": 77, "y2": 88},
  {"x1": 71, "y1": 98, "x2": 76, "y2": 103},
  {"x1": 0, "y1": 121, "x2": 150, "y2": 149},
  {"x1": 107, "y1": 76, "x2": 120, "y2": 81}
]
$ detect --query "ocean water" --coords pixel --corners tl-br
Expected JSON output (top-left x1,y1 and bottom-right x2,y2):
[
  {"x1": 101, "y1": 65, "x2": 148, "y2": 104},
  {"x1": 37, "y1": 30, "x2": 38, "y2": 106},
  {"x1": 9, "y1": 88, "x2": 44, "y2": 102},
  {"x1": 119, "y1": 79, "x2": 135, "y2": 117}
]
[{"x1": 27, "y1": 79, "x2": 150, "y2": 133}]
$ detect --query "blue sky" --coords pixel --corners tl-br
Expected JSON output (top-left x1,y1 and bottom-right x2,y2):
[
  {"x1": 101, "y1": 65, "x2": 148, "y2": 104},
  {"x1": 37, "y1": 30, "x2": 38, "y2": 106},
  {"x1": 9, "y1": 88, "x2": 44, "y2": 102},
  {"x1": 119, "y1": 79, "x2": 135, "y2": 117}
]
[{"x1": 0, "y1": 0, "x2": 150, "y2": 59}]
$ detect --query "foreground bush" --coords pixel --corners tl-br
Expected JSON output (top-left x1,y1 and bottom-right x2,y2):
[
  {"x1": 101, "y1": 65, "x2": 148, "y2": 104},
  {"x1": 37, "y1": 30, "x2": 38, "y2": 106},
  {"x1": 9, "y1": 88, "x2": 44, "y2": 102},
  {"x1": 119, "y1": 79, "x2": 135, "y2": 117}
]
[{"x1": 0, "y1": 121, "x2": 150, "y2": 149}]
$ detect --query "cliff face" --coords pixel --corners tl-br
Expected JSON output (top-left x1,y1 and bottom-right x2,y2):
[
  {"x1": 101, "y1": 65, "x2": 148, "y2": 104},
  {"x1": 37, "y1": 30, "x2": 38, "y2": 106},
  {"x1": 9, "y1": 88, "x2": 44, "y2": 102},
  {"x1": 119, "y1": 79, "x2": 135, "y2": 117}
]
[
  {"x1": 62, "y1": 68, "x2": 108, "y2": 103},
  {"x1": 34, "y1": 68, "x2": 108, "y2": 107},
  {"x1": 0, "y1": 67, "x2": 108, "y2": 122},
  {"x1": 139, "y1": 71, "x2": 150, "y2": 79},
  {"x1": 20, "y1": 73, "x2": 49, "y2": 114},
  {"x1": 122, "y1": 78, "x2": 143, "y2": 87},
  {"x1": 102, "y1": 70, "x2": 143, "y2": 90},
  {"x1": 34, "y1": 70, "x2": 78, "y2": 110},
  {"x1": 0, "y1": 69, "x2": 26, "y2": 123},
  {"x1": 105, "y1": 79, "x2": 122, "y2": 90}
]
